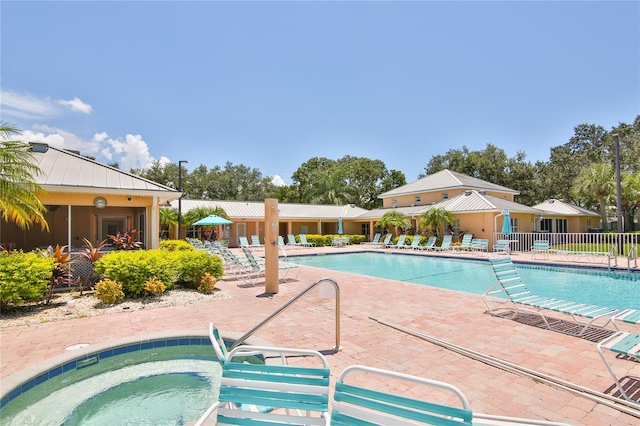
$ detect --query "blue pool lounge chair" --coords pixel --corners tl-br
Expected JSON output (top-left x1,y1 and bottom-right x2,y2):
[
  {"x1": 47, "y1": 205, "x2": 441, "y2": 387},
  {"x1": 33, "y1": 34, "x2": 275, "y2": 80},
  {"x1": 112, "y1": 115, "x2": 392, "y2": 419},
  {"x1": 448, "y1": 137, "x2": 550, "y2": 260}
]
[
  {"x1": 405, "y1": 235, "x2": 422, "y2": 249},
  {"x1": 453, "y1": 233, "x2": 474, "y2": 252},
  {"x1": 379, "y1": 233, "x2": 393, "y2": 247},
  {"x1": 419, "y1": 236, "x2": 437, "y2": 251},
  {"x1": 250, "y1": 235, "x2": 264, "y2": 247},
  {"x1": 238, "y1": 236, "x2": 251, "y2": 248},
  {"x1": 597, "y1": 331, "x2": 640, "y2": 402},
  {"x1": 195, "y1": 344, "x2": 331, "y2": 426},
  {"x1": 241, "y1": 247, "x2": 300, "y2": 284},
  {"x1": 363, "y1": 233, "x2": 381, "y2": 245},
  {"x1": 531, "y1": 240, "x2": 550, "y2": 259},
  {"x1": 484, "y1": 256, "x2": 618, "y2": 336},
  {"x1": 299, "y1": 234, "x2": 316, "y2": 247},
  {"x1": 287, "y1": 234, "x2": 302, "y2": 247},
  {"x1": 388, "y1": 234, "x2": 407, "y2": 249},
  {"x1": 493, "y1": 239, "x2": 511, "y2": 254},
  {"x1": 435, "y1": 234, "x2": 453, "y2": 251},
  {"x1": 612, "y1": 309, "x2": 640, "y2": 330},
  {"x1": 330, "y1": 365, "x2": 569, "y2": 426}
]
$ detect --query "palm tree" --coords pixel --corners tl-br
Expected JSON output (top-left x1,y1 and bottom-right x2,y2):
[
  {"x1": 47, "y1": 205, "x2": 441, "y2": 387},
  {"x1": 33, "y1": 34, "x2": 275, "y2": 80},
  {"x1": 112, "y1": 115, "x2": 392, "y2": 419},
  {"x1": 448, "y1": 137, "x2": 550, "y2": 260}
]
[
  {"x1": 572, "y1": 163, "x2": 614, "y2": 230},
  {"x1": 375, "y1": 210, "x2": 411, "y2": 236},
  {"x1": 159, "y1": 207, "x2": 178, "y2": 239},
  {"x1": 0, "y1": 122, "x2": 49, "y2": 230},
  {"x1": 419, "y1": 207, "x2": 454, "y2": 239}
]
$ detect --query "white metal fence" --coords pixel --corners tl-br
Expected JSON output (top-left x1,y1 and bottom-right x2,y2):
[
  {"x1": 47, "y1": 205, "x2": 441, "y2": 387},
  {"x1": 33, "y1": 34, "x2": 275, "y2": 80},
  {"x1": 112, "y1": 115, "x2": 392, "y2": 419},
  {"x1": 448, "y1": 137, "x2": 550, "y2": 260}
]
[{"x1": 491, "y1": 232, "x2": 639, "y2": 257}]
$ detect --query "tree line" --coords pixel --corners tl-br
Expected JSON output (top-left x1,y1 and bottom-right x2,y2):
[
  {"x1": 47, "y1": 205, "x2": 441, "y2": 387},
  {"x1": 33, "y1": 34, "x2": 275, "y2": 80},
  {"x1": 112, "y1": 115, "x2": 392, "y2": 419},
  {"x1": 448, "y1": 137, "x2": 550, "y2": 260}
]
[
  {"x1": 2, "y1": 116, "x2": 638, "y2": 232},
  {"x1": 134, "y1": 115, "x2": 639, "y2": 230}
]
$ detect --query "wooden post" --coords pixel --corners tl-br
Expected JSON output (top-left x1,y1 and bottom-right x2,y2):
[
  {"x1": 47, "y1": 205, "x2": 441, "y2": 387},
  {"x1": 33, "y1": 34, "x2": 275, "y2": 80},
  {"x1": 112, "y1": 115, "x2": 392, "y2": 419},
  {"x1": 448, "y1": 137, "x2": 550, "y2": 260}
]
[{"x1": 264, "y1": 198, "x2": 279, "y2": 293}]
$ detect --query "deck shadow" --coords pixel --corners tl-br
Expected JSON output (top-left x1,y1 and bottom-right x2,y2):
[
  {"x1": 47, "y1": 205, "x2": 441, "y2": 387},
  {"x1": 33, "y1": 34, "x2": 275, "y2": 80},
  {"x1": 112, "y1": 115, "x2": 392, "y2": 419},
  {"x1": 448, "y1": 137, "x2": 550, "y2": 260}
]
[{"x1": 486, "y1": 310, "x2": 616, "y2": 342}]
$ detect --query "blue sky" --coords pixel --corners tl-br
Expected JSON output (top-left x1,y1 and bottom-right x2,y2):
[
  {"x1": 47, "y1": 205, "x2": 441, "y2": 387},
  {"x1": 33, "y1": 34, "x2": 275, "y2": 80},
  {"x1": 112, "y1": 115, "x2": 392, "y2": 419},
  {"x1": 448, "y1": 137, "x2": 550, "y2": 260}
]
[{"x1": 2, "y1": 1, "x2": 638, "y2": 186}]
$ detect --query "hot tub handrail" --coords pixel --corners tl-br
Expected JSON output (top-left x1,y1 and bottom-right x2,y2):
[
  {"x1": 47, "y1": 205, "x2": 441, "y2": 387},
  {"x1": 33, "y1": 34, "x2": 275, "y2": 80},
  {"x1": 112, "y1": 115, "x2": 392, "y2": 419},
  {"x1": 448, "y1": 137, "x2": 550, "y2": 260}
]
[{"x1": 229, "y1": 277, "x2": 341, "y2": 351}]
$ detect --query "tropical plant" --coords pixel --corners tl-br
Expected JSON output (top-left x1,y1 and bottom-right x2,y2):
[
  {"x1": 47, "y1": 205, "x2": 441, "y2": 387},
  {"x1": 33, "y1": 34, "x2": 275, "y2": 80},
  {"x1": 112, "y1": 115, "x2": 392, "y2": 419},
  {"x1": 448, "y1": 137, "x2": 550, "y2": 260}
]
[
  {"x1": 108, "y1": 229, "x2": 143, "y2": 250},
  {"x1": 77, "y1": 238, "x2": 107, "y2": 289},
  {"x1": 198, "y1": 272, "x2": 217, "y2": 294},
  {"x1": 40, "y1": 244, "x2": 77, "y2": 304},
  {"x1": 375, "y1": 210, "x2": 412, "y2": 236},
  {"x1": 0, "y1": 122, "x2": 49, "y2": 231},
  {"x1": 419, "y1": 208, "x2": 455, "y2": 239},
  {"x1": 144, "y1": 277, "x2": 166, "y2": 297},
  {"x1": 95, "y1": 279, "x2": 125, "y2": 304}
]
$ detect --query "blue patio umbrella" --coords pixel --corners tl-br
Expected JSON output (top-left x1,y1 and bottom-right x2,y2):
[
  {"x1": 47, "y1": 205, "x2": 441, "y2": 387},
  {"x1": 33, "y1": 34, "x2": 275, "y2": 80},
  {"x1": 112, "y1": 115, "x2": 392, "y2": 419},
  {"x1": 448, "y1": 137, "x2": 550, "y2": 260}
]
[
  {"x1": 337, "y1": 217, "x2": 343, "y2": 235},
  {"x1": 501, "y1": 210, "x2": 512, "y2": 235},
  {"x1": 192, "y1": 215, "x2": 233, "y2": 226}
]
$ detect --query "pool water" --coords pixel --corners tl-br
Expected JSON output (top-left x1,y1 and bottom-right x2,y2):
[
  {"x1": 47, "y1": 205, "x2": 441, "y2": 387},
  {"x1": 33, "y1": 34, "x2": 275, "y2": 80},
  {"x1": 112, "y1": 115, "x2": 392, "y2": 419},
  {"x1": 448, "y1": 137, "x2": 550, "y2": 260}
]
[
  {"x1": 288, "y1": 252, "x2": 640, "y2": 310},
  {"x1": 0, "y1": 341, "x2": 224, "y2": 426}
]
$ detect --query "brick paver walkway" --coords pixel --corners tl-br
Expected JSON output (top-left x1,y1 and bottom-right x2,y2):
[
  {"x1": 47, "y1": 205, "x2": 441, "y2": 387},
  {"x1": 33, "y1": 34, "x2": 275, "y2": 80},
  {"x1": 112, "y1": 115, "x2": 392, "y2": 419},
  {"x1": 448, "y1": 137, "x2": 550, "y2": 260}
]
[{"x1": 1, "y1": 247, "x2": 638, "y2": 425}]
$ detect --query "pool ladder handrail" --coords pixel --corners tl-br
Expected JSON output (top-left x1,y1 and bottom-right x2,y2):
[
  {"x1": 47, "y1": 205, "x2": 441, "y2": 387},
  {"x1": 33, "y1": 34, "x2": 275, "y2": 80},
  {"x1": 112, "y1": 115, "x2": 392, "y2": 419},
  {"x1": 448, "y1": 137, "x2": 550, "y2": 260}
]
[
  {"x1": 229, "y1": 277, "x2": 341, "y2": 351},
  {"x1": 628, "y1": 243, "x2": 638, "y2": 271}
]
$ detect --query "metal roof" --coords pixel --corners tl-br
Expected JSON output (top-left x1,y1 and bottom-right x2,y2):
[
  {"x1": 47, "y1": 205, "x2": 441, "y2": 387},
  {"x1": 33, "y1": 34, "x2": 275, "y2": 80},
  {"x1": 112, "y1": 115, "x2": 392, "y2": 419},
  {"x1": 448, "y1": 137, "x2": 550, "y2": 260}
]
[
  {"x1": 532, "y1": 199, "x2": 599, "y2": 216},
  {"x1": 413, "y1": 190, "x2": 540, "y2": 214},
  {"x1": 172, "y1": 199, "x2": 368, "y2": 220},
  {"x1": 379, "y1": 169, "x2": 519, "y2": 198},
  {"x1": 174, "y1": 192, "x2": 541, "y2": 221},
  {"x1": 29, "y1": 143, "x2": 179, "y2": 196}
]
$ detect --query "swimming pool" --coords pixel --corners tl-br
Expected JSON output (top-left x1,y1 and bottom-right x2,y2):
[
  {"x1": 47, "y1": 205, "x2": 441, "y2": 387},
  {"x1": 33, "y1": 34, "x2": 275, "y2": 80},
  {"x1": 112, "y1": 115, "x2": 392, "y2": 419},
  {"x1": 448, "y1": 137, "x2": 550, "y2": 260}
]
[
  {"x1": 0, "y1": 337, "x2": 233, "y2": 426},
  {"x1": 288, "y1": 252, "x2": 640, "y2": 311}
]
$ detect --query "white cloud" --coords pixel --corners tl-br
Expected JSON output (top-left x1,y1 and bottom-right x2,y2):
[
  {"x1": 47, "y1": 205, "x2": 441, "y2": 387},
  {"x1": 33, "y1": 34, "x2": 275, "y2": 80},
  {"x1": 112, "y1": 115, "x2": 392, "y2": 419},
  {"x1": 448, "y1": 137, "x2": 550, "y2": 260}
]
[
  {"x1": 22, "y1": 125, "x2": 101, "y2": 155},
  {"x1": 271, "y1": 175, "x2": 286, "y2": 186},
  {"x1": 0, "y1": 90, "x2": 59, "y2": 120},
  {"x1": 102, "y1": 134, "x2": 153, "y2": 171},
  {"x1": 58, "y1": 97, "x2": 92, "y2": 114},
  {"x1": 16, "y1": 125, "x2": 157, "y2": 171},
  {"x1": 0, "y1": 90, "x2": 92, "y2": 119}
]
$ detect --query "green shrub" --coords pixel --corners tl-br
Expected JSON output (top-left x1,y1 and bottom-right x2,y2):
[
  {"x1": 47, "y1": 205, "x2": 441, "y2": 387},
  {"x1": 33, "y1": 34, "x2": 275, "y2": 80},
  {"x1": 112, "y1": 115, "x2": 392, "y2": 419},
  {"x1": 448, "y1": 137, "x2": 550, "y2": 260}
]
[
  {"x1": 94, "y1": 250, "x2": 178, "y2": 298},
  {"x1": 95, "y1": 279, "x2": 125, "y2": 304},
  {"x1": 94, "y1": 249, "x2": 224, "y2": 297},
  {"x1": 176, "y1": 250, "x2": 224, "y2": 289},
  {"x1": 160, "y1": 239, "x2": 194, "y2": 251},
  {"x1": 0, "y1": 251, "x2": 55, "y2": 308},
  {"x1": 303, "y1": 234, "x2": 325, "y2": 247}
]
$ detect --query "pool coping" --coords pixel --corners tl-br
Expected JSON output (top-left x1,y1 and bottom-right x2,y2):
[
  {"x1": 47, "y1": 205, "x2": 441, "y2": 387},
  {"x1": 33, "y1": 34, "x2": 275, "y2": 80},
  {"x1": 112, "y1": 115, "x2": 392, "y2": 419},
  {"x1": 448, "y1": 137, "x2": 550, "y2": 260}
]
[
  {"x1": 284, "y1": 248, "x2": 640, "y2": 275},
  {"x1": 0, "y1": 329, "x2": 273, "y2": 407}
]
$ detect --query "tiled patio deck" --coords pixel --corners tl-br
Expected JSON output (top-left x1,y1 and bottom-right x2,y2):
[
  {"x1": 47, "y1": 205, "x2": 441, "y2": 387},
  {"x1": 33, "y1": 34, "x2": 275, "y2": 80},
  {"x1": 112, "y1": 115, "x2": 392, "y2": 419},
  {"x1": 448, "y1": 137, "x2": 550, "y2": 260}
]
[{"x1": 1, "y1": 246, "x2": 638, "y2": 424}]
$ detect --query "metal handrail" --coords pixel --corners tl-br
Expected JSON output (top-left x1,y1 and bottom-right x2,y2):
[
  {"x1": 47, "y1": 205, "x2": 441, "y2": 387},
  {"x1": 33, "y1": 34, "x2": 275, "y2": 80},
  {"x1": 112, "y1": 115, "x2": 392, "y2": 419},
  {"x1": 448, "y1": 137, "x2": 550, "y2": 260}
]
[
  {"x1": 230, "y1": 277, "x2": 341, "y2": 351},
  {"x1": 607, "y1": 244, "x2": 617, "y2": 270},
  {"x1": 628, "y1": 244, "x2": 638, "y2": 271}
]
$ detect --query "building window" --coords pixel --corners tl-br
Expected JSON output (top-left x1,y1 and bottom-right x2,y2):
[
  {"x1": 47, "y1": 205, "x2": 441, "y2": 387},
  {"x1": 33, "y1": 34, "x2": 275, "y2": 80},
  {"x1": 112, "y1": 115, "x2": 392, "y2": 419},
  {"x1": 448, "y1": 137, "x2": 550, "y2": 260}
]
[
  {"x1": 442, "y1": 193, "x2": 449, "y2": 200},
  {"x1": 414, "y1": 196, "x2": 421, "y2": 203},
  {"x1": 540, "y1": 218, "x2": 552, "y2": 232},
  {"x1": 556, "y1": 219, "x2": 568, "y2": 233},
  {"x1": 511, "y1": 218, "x2": 519, "y2": 232},
  {"x1": 392, "y1": 199, "x2": 397, "y2": 207},
  {"x1": 452, "y1": 219, "x2": 460, "y2": 236},
  {"x1": 361, "y1": 223, "x2": 370, "y2": 237}
]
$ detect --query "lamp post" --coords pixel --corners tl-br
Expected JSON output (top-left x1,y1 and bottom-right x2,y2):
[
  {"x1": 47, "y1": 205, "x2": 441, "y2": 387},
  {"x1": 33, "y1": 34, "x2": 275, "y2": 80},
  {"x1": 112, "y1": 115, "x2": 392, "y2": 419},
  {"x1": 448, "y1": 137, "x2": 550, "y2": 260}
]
[
  {"x1": 614, "y1": 134, "x2": 623, "y2": 233},
  {"x1": 178, "y1": 160, "x2": 188, "y2": 240},
  {"x1": 614, "y1": 134, "x2": 624, "y2": 255}
]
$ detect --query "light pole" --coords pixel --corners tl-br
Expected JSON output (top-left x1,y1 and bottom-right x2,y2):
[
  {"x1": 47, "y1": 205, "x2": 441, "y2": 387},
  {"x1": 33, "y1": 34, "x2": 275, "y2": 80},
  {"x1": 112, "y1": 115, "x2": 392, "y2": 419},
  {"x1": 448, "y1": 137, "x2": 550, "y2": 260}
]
[
  {"x1": 178, "y1": 160, "x2": 188, "y2": 240},
  {"x1": 614, "y1": 134, "x2": 624, "y2": 255}
]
